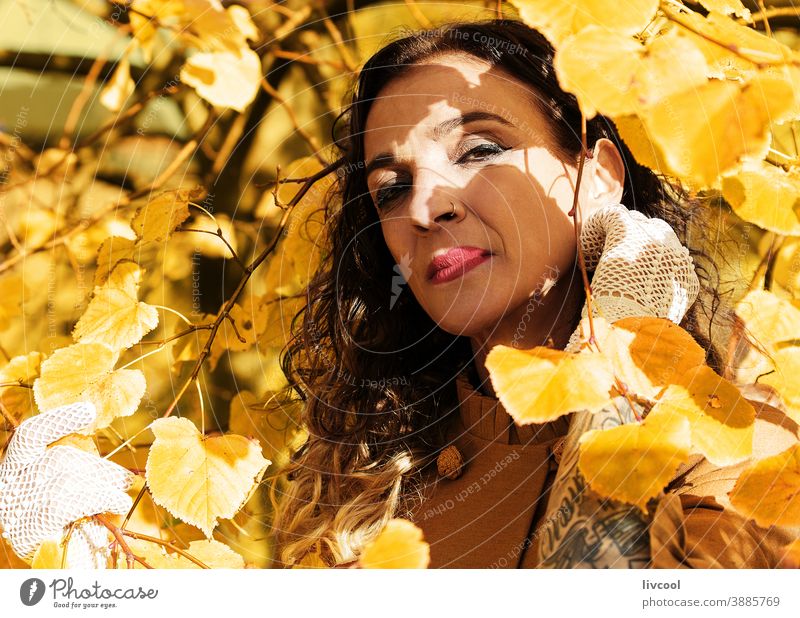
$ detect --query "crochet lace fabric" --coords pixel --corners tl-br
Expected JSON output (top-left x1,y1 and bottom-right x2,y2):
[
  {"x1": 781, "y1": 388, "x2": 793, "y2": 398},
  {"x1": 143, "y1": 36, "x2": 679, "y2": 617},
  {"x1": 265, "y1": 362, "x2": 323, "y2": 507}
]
[
  {"x1": 0, "y1": 402, "x2": 133, "y2": 567},
  {"x1": 566, "y1": 204, "x2": 700, "y2": 352}
]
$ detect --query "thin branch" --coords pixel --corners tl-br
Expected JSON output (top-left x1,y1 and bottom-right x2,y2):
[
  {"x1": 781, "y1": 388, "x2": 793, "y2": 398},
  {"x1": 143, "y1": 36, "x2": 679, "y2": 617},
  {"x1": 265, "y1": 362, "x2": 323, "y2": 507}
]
[
  {"x1": 661, "y1": 2, "x2": 799, "y2": 69},
  {"x1": 567, "y1": 113, "x2": 598, "y2": 348},
  {"x1": 160, "y1": 156, "x2": 344, "y2": 420},
  {"x1": 260, "y1": 78, "x2": 328, "y2": 166},
  {"x1": 94, "y1": 514, "x2": 152, "y2": 569},
  {"x1": 175, "y1": 227, "x2": 246, "y2": 270}
]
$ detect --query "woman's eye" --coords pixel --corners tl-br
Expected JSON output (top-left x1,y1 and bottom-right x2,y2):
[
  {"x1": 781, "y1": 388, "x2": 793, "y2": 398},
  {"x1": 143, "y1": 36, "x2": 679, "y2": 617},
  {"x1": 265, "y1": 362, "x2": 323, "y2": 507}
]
[
  {"x1": 456, "y1": 142, "x2": 508, "y2": 164},
  {"x1": 375, "y1": 182, "x2": 410, "y2": 209}
]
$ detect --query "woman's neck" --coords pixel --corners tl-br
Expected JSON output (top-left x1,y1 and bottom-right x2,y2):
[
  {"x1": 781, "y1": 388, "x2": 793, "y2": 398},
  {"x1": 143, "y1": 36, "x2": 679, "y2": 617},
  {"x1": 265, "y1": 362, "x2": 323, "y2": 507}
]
[{"x1": 469, "y1": 263, "x2": 584, "y2": 398}]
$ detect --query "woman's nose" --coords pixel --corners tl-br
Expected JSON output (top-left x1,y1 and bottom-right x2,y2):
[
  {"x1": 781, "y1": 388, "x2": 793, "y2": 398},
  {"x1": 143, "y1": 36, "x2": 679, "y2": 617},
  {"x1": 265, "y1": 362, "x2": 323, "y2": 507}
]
[{"x1": 406, "y1": 173, "x2": 463, "y2": 233}]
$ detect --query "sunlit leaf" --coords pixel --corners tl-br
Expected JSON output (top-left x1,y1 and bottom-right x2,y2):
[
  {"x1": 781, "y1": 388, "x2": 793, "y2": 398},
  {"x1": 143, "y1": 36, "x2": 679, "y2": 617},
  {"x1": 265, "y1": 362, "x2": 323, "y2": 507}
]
[
  {"x1": 73, "y1": 263, "x2": 159, "y2": 352},
  {"x1": 595, "y1": 317, "x2": 707, "y2": 400},
  {"x1": 643, "y1": 74, "x2": 796, "y2": 187},
  {"x1": 652, "y1": 365, "x2": 755, "y2": 466},
  {"x1": 510, "y1": 0, "x2": 658, "y2": 46},
  {"x1": 486, "y1": 344, "x2": 615, "y2": 424},
  {"x1": 146, "y1": 417, "x2": 270, "y2": 537},
  {"x1": 33, "y1": 342, "x2": 145, "y2": 430},
  {"x1": 730, "y1": 443, "x2": 800, "y2": 527},
  {"x1": 722, "y1": 160, "x2": 800, "y2": 235},
  {"x1": 359, "y1": 518, "x2": 430, "y2": 569},
  {"x1": 180, "y1": 48, "x2": 261, "y2": 112},
  {"x1": 131, "y1": 189, "x2": 195, "y2": 244},
  {"x1": 99, "y1": 57, "x2": 135, "y2": 112},
  {"x1": 578, "y1": 407, "x2": 691, "y2": 512},
  {"x1": 555, "y1": 27, "x2": 708, "y2": 118}
]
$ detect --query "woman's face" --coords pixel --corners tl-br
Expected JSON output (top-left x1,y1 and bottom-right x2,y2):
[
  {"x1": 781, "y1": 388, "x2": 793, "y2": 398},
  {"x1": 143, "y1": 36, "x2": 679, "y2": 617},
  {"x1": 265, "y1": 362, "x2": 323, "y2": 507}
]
[{"x1": 363, "y1": 52, "x2": 612, "y2": 338}]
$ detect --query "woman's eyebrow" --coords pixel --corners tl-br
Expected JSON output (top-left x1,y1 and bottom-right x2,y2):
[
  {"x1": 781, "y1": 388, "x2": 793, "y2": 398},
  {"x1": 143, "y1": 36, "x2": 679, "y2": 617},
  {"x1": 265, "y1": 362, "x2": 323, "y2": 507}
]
[{"x1": 364, "y1": 111, "x2": 513, "y2": 178}]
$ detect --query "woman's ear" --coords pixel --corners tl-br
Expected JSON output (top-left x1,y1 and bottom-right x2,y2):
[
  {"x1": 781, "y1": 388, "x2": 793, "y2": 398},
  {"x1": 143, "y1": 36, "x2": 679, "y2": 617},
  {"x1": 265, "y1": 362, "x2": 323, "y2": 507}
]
[{"x1": 579, "y1": 138, "x2": 626, "y2": 218}]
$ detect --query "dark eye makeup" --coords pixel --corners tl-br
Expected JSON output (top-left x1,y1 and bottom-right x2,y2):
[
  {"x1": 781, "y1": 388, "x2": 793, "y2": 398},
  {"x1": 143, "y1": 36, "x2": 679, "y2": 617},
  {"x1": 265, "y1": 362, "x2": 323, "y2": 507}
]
[{"x1": 372, "y1": 139, "x2": 509, "y2": 210}]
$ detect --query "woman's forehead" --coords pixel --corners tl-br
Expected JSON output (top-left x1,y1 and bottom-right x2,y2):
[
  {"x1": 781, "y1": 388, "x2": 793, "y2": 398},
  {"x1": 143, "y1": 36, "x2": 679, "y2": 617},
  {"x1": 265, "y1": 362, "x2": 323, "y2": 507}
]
[{"x1": 364, "y1": 55, "x2": 537, "y2": 151}]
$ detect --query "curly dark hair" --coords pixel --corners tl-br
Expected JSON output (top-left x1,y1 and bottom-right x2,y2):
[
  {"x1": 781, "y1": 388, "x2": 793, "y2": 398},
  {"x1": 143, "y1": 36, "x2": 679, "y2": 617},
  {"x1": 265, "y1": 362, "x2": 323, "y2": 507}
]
[{"x1": 270, "y1": 18, "x2": 733, "y2": 568}]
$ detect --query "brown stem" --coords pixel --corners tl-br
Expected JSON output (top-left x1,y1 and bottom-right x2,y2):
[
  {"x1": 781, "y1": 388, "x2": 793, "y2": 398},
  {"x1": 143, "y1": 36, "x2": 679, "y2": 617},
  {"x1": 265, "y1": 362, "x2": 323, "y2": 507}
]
[
  {"x1": 567, "y1": 113, "x2": 598, "y2": 349},
  {"x1": 94, "y1": 514, "x2": 153, "y2": 569},
  {"x1": 160, "y1": 156, "x2": 344, "y2": 419}
]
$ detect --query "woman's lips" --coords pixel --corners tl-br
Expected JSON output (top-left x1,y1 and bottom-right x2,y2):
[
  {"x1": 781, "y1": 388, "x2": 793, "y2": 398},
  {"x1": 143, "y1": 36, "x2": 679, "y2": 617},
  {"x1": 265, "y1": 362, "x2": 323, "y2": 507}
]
[{"x1": 426, "y1": 246, "x2": 492, "y2": 284}]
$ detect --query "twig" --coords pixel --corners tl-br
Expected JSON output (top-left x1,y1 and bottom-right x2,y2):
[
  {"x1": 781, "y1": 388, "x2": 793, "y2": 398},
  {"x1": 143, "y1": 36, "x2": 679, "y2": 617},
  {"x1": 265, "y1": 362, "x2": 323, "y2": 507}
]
[
  {"x1": 160, "y1": 156, "x2": 344, "y2": 420},
  {"x1": 94, "y1": 514, "x2": 152, "y2": 569},
  {"x1": 316, "y1": 4, "x2": 358, "y2": 73},
  {"x1": 567, "y1": 113, "x2": 598, "y2": 348},
  {"x1": 0, "y1": 114, "x2": 209, "y2": 276},
  {"x1": 59, "y1": 53, "x2": 108, "y2": 149},
  {"x1": 117, "y1": 529, "x2": 210, "y2": 569},
  {"x1": 661, "y1": 2, "x2": 798, "y2": 69},
  {"x1": 260, "y1": 78, "x2": 328, "y2": 166},
  {"x1": 175, "y1": 227, "x2": 246, "y2": 270}
]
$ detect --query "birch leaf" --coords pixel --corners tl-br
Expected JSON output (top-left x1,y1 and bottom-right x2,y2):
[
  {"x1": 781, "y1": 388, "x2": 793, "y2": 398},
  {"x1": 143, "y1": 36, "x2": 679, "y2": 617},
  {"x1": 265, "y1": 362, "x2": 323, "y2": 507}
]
[
  {"x1": 359, "y1": 519, "x2": 430, "y2": 569},
  {"x1": 73, "y1": 263, "x2": 159, "y2": 352},
  {"x1": 652, "y1": 365, "x2": 755, "y2": 466},
  {"x1": 730, "y1": 443, "x2": 800, "y2": 528},
  {"x1": 146, "y1": 417, "x2": 270, "y2": 537},
  {"x1": 180, "y1": 49, "x2": 261, "y2": 112},
  {"x1": 510, "y1": 0, "x2": 658, "y2": 46},
  {"x1": 486, "y1": 345, "x2": 615, "y2": 424},
  {"x1": 578, "y1": 407, "x2": 691, "y2": 512}
]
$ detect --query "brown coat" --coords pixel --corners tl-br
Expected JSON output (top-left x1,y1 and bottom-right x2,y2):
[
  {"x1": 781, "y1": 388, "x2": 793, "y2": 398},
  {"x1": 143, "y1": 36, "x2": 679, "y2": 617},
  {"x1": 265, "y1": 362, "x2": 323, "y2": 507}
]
[{"x1": 406, "y1": 374, "x2": 800, "y2": 568}]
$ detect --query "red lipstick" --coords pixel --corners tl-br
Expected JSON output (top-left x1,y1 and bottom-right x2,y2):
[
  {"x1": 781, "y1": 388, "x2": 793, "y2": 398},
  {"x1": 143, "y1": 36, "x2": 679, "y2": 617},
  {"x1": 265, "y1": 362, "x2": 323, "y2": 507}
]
[{"x1": 426, "y1": 246, "x2": 491, "y2": 284}]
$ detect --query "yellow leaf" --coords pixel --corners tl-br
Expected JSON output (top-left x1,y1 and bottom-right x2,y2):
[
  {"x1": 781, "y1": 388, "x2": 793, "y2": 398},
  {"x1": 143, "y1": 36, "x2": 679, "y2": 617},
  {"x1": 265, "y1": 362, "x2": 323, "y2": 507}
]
[
  {"x1": 180, "y1": 48, "x2": 261, "y2": 112},
  {"x1": 95, "y1": 237, "x2": 137, "y2": 285},
  {"x1": 73, "y1": 263, "x2": 159, "y2": 352},
  {"x1": 722, "y1": 160, "x2": 800, "y2": 235},
  {"x1": 614, "y1": 114, "x2": 675, "y2": 178},
  {"x1": 578, "y1": 407, "x2": 691, "y2": 512},
  {"x1": 145, "y1": 417, "x2": 271, "y2": 537},
  {"x1": 0, "y1": 352, "x2": 42, "y2": 418},
  {"x1": 359, "y1": 519, "x2": 430, "y2": 569},
  {"x1": 761, "y1": 347, "x2": 800, "y2": 425},
  {"x1": 555, "y1": 28, "x2": 708, "y2": 118},
  {"x1": 33, "y1": 343, "x2": 145, "y2": 430},
  {"x1": 486, "y1": 345, "x2": 615, "y2": 424},
  {"x1": 735, "y1": 289, "x2": 800, "y2": 351},
  {"x1": 730, "y1": 443, "x2": 800, "y2": 527},
  {"x1": 510, "y1": 0, "x2": 658, "y2": 46},
  {"x1": 596, "y1": 317, "x2": 707, "y2": 400},
  {"x1": 643, "y1": 74, "x2": 796, "y2": 187},
  {"x1": 676, "y1": 10, "x2": 795, "y2": 79},
  {"x1": 99, "y1": 57, "x2": 135, "y2": 112},
  {"x1": 131, "y1": 189, "x2": 195, "y2": 244},
  {"x1": 652, "y1": 365, "x2": 754, "y2": 466},
  {"x1": 227, "y1": 5, "x2": 259, "y2": 43}
]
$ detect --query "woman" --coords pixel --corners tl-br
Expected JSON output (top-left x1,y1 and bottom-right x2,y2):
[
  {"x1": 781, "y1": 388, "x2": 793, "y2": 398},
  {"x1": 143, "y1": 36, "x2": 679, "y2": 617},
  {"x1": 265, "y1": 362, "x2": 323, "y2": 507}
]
[
  {"x1": 1, "y1": 19, "x2": 796, "y2": 570},
  {"x1": 270, "y1": 19, "x2": 799, "y2": 569}
]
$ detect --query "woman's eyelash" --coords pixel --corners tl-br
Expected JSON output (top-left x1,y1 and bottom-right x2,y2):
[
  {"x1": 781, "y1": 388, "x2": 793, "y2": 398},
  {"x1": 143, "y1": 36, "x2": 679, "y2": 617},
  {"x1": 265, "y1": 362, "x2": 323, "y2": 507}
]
[{"x1": 373, "y1": 142, "x2": 509, "y2": 209}]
